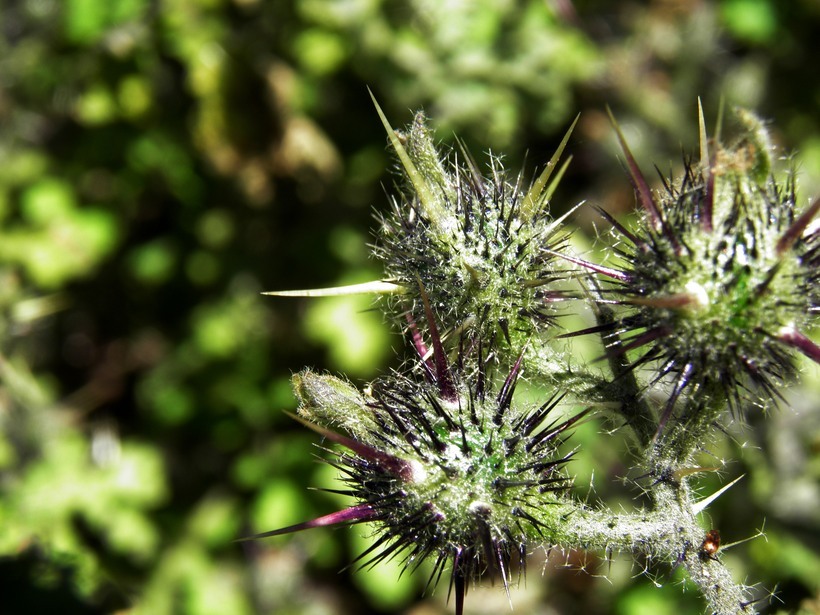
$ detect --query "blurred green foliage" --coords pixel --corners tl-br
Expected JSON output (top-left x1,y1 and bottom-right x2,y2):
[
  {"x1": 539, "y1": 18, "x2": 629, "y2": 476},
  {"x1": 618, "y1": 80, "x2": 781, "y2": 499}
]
[{"x1": 0, "y1": 0, "x2": 818, "y2": 613}]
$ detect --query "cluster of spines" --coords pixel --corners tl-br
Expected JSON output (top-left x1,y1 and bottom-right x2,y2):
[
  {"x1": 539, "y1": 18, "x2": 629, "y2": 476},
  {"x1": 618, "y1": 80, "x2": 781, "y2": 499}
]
[
  {"x1": 372, "y1": 98, "x2": 578, "y2": 352},
  {"x1": 246, "y1": 308, "x2": 586, "y2": 614},
  {"x1": 564, "y1": 106, "x2": 820, "y2": 435},
  {"x1": 378, "y1": 151, "x2": 570, "y2": 336}
]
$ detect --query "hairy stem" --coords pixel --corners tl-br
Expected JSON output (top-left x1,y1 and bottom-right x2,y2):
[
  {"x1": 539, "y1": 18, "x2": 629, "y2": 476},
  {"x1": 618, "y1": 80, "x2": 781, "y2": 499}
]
[
  {"x1": 587, "y1": 282, "x2": 657, "y2": 447},
  {"x1": 541, "y1": 483, "x2": 753, "y2": 615}
]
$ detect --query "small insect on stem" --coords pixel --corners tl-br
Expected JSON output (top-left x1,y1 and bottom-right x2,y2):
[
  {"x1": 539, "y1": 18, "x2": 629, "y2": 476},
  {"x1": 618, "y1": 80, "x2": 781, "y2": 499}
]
[{"x1": 699, "y1": 529, "x2": 721, "y2": 561}]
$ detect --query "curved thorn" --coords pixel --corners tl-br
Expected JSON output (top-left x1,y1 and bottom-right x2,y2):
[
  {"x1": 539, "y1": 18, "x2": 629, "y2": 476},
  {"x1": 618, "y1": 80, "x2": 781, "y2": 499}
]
[
  {"x1": 698, "y1": 99, "x2": 715, "y2": 232},
  {"x1": 496, "y1": 346, "x2": 527, "y2": 421},
  {"x1": 369, "y1": 88, "x2": 448, "y2": 230},
  {"x1": 405, "y1": 311, "x2": 434, "y2": 381},
  {"x1": 416, "y1": 276, "x2": 457, "y2": 401},
  {"x1": 698, "y1": 97, "x2": 709, "y2": 169},
  {"x1": 624, "y1": 293, "x2": 698, "y2": 309},
  {"x1": 606, "y1": 106, "x2": 662, "y2": 230},
  {"x1": 556, "y1": 320, "x2": 620, "y2": 339},
  {"x1": 715, "y1": 95, "x2": 725, "y2": 144},
  {"x1": 776, "y1": 196, "x2": 820, "y2": 255},
  {"x1": 449, "y1": 549, "x2": 466, "y2": 615},
  {"x1": 702, "y1": 156, "x2": 715, "y2": 233},
  {"x1": 543, "y1": 156, "x2": 574, "y2": 205},
  {"x1": 521, "y1": 113, "x2": 580, "y2": 221},
  {"x1": 454, "y1": 572, "x2": 465, "y2": 615},
  {"x1": 653, "y1": 361, "x2": 694, "y2": 443},
  {"x1": 542, "y1": 248, "x2": 631, "y2": 281},
  {"x1": 692, "y1": 475, "x2": 745, "y2": 515},
  {"x1": 263, "y1": 280, "x2": 406, "y2": 297},
  {"x1": 594, "y1": 205, "x2": 641, "y2": 247},
  {"x1": 236, "y1": 503, "x2": 377, "y2": 541},
  {"x1": 778, "y1": 326, "x2": 820, "y2": 364},
  {"x1": 286, "y1": 412, "x2": 417, "y2": 481}
]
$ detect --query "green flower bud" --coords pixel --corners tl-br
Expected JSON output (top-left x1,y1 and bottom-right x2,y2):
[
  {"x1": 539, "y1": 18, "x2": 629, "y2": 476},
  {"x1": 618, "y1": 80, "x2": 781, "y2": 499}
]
[
  {"x1": 571, "y1": 107, "x2": 820, "y2": 435},
  {"x1": 372, "y1": 95, "x2": 578, "y2": 353},
  {"x1": 253, "y1": 339, "x2": 587, "y2": 615},
  {"x1": 292, "y1": 370, "x2": 379, "y2": 443}
]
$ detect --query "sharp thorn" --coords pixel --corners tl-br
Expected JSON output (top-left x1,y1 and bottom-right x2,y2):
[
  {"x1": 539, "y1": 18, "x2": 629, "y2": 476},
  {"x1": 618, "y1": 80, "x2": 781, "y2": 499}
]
[
  {"x1": 236, "y1": 503, "x2": 377, "y2": 541},
  {"x1": 263, "y1": 280, "x2": 405, "y2": 297},
  {"x1": 776, "y1": 196, "x2": 820, "y2": 255},
  {"x1": 606, "y1": 106, "x2": 663, "y2": 230}
]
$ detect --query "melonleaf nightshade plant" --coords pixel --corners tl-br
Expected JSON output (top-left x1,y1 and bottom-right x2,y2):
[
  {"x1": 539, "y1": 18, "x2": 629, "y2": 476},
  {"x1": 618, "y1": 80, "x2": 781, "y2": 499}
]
[{"x1": 256, "y1": 100, "x2": 819, "y2": 615}]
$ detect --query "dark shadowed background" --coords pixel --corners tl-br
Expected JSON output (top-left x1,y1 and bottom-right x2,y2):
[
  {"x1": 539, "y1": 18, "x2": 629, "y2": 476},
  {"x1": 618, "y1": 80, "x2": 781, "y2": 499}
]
[{"x1": 1, "y1": 1, "x2": 819, "y2": 614}]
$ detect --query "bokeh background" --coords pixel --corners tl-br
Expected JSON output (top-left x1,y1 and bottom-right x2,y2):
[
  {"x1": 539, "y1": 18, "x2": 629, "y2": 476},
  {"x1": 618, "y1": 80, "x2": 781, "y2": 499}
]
[{"x1": 1, "y1": 1, "x2": 819, "y2": 614}]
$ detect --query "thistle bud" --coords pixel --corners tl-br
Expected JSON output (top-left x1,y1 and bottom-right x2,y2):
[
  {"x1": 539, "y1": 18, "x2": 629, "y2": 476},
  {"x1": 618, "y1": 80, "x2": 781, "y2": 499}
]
[
  {"x1": 292, "y1": 370, "x2": 378, "y2": 443},
  {"x1": 249, "y1": 337, "x2": 587, "y2": 615},
  {"x1": 372, "y1": 95, "x2": 578, "y2": 354},
  {"x1": 571, "y1": 106, "x2": 820, "y2": 433}
]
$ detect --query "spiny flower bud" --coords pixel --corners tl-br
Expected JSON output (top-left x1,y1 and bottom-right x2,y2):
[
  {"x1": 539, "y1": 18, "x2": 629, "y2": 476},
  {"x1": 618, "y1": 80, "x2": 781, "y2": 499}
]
[
  {"x1": 567, "y1": 105, "x2": 820, "y2": 434},
  {"x1": 372, "y1": 93, "x2": 578, "y2": 352},
  {"x1": 246, "y1": 323, "x2": 588, "y2": 614}
]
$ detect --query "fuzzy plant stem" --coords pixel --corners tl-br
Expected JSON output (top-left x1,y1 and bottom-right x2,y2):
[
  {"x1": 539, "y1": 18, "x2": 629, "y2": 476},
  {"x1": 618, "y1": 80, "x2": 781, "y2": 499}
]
[
  {"x1": 587, "y1": 281, "x2": 657, "y2": 447},
  {"x1": 648, "y1": 390, "x2": 727, "y2": 472},
  {"x1": 549, "y1": 482, "x2": 751, "y2": 615}
]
